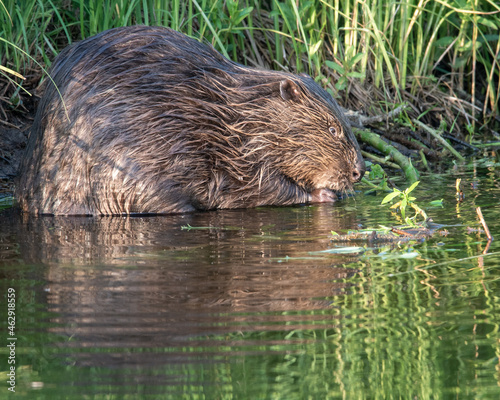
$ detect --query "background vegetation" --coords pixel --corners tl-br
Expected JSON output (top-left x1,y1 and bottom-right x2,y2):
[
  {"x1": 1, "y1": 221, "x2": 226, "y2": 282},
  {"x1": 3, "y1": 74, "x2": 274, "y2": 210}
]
[{"x1": 1, "y1": 0, "x2": 499, "y2": 141}]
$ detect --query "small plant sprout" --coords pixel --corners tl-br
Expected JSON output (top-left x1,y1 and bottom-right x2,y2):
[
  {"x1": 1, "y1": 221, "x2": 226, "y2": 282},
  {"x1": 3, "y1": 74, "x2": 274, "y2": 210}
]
[
  {"x1": 381, "y1": 181, "x2": 428, "y2": 226},
  {"x1": 362, "y1": 163, "x2": 391, "y2": 194}
]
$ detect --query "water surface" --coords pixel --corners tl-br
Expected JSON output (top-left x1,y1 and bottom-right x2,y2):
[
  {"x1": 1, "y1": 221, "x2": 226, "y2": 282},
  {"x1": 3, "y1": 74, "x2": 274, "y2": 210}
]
[{"x1": 1, "y1": 160, "x2": 499, "y2": 399}]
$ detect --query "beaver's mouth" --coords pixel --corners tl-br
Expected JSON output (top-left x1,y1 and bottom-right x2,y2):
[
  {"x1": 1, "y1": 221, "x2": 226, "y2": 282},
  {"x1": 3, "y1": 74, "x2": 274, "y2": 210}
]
[
  {"x1": 310, "y1": 188, "x2": 338, "y2": 203},
  {"x1": 312, "y1": 172, "x2": 354, "y2": 194}
]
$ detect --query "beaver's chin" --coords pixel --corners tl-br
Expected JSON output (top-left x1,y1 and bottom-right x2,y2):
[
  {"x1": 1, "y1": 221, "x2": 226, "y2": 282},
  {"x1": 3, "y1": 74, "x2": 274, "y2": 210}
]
[
  {"x1": 308, "y1": 177, "x2": 355, "y2": 202},
  {"x1": 310, "y1": 188, "x2": 338, "y2": 203}
]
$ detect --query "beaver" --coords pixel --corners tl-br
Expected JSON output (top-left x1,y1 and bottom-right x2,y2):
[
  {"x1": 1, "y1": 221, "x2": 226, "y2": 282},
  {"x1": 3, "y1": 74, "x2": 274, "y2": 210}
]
[{"x1": 16, "y1": 25, "x2": 365, "y2": 215}]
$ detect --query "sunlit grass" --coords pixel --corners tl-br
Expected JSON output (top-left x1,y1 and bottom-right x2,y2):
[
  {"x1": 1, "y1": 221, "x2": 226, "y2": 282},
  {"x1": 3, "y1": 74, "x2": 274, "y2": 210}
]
[{"x1": 1, "y1": 0, "x2": 499, "y2": 134}]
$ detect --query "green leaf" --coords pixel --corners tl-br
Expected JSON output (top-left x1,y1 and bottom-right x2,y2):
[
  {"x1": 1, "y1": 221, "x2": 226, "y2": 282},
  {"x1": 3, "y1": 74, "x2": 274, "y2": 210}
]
[
  {"x1": 325, "y1": 60, "x2": 344, "y2": 74},
  {"x1": 346, "y1": 71, "x2": 366, "y2": 79},
  {"x1": 309, "y1": 39, "x2": 323, "y2": 56},
  {"x1": 458, "y1": 40, "x2": 482, "y2": 53},
  {"x1": 334, "y1": 79, "x2": 347, "y2": 91},
  {"x1": 348, "y1": 53, "x2": 365, "y2": 68},
  {"x1": 434, "y1": 36, "x2": 454, "y2": 48},
  {"x1": 233, "y1": 7, "x2": 254, "y2": 25},
  {"x1": 405, "y1": 217, "x2": 416, "y2": 227},
  {"x1": 405, "y1": 180, "x2": 420, "y2": 194},
  {"x1": 429, "y1": 199, "x2": 444, "y2": 206},
  {"x1": 484, "y1": 34, "x2": 500, "y2": 43},
  {"x1": 381, "y1": 191, "x2": 401, "y2": 204},
  {"x1": 227, "y1": 0, "x2": 238, "y2": 15},
  {"x1": 477, "y1": 16, "x2": 498, "y2": 30},
  {"x1": 368, "y1": 164, "x2": 386, "y2": 180}
]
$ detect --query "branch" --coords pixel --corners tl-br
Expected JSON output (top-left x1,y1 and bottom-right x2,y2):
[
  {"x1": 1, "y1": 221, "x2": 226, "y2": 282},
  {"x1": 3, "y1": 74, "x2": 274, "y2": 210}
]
[
  {"x1": 412, "y1": 119, "x2": 465, "y2": 161},
  {"x1": 354, "y1": 128, "x2": 419, "y2": 183},
  {"x1": 344, "y1": 103, "x2": 410, "y2": 127}
]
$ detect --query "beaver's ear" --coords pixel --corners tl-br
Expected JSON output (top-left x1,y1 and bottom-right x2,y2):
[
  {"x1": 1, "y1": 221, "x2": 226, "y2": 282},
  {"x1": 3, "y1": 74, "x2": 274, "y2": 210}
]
[{"x1": 279, "y1": 79, "x2": 301, "y2": 102}]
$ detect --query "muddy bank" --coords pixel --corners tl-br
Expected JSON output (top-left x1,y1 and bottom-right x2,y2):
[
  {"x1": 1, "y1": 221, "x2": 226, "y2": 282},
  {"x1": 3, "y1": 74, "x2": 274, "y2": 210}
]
[
  {"x1": 1, "y1": 72, "x2": 41, "y2": 189},
  {"x1": 0, "y1": 96, "x2": 36, "y2": 193},
  {"x1": 0, "y1": 123, "x2": 30, "y2": 180}
]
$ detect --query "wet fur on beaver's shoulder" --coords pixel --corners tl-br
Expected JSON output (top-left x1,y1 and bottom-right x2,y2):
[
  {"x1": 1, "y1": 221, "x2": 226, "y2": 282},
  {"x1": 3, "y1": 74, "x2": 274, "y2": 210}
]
[{"x1": 16, "y1": 25, "x2": 365, "y2": 215}]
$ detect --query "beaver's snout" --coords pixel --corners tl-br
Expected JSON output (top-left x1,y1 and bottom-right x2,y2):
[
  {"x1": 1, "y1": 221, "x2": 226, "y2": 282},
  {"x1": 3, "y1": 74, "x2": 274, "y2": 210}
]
[{"x1": 352, "y1": 158, "x2": 366, "y2": 183}]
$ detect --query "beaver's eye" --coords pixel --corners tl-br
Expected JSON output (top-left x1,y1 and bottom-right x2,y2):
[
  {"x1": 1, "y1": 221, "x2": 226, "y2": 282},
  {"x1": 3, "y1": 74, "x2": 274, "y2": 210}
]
[{"x1": 329, "y1": 126, "x2": 337, "y2": 136}]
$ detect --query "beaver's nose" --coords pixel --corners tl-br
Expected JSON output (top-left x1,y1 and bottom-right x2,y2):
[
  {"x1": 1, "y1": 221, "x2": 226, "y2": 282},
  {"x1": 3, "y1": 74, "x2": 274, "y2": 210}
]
[{"x1": 352, "y1": 159, "x2": 366, "y2": 182}]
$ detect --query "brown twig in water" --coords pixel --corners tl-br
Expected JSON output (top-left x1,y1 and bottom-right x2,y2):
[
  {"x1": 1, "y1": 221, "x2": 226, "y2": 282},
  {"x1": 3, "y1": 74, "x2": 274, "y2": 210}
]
[
  {"x1": 391, "y1": 228, "x2": 414, "y2": 236},
  {"x1": 476, "y1": 207, "x2": 493, "y2": 241}
]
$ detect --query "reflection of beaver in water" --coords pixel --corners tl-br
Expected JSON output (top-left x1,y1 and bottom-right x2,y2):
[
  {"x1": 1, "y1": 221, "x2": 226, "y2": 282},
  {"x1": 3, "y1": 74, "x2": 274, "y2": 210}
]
[{"x1": 16, "y1": 25, "x2": 365, "y2": 215}]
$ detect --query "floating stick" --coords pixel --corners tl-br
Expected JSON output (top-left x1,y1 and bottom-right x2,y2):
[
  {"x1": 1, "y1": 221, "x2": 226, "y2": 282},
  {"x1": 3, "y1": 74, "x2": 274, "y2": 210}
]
[{"x1": 476, "y1": 207, "x2": 493, "y2": 241}]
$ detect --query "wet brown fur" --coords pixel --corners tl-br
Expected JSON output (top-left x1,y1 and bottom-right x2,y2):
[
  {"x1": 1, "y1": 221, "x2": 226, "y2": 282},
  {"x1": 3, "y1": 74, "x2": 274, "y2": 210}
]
[{"x1": 16, "y1": 25, "x2": 365, "y2": 215}]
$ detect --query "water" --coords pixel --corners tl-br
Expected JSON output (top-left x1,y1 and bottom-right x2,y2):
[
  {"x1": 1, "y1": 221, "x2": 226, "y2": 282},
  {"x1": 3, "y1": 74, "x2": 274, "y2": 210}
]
[{"x1": 1, "y1": 160, "x2": 500, "y2": 399}]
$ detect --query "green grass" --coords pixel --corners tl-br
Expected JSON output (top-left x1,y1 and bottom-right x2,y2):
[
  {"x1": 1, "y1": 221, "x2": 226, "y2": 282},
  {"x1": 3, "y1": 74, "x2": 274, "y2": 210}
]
[{"x1": 1, "y1": 0, "x2": 499, "y2": 136}]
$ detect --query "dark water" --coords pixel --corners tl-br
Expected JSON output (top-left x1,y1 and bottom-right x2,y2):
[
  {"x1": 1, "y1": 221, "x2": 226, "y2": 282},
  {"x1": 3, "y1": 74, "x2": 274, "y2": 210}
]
[{"x1": 1, "y1": 159, "x2": 500, "y2": 399}]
